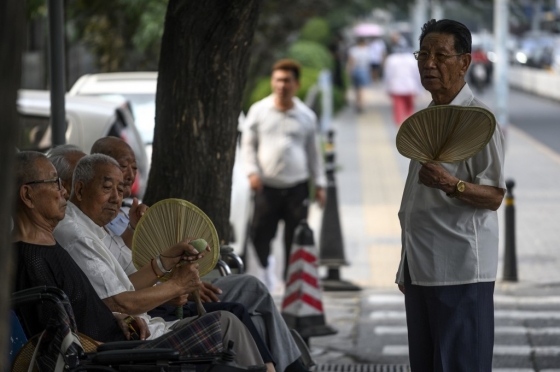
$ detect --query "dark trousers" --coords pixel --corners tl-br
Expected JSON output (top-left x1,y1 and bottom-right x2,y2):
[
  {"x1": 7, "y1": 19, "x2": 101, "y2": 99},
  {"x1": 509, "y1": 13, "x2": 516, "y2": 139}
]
[
  {"x1": 250, "y1": 181, "x2": 309, "y2": 280},
  {"x1": 148, "y1": 302, "x2": 274, "y2": 364},
  {"x1": 404, "y1": 262, "x2": 495, "y2": 372}
]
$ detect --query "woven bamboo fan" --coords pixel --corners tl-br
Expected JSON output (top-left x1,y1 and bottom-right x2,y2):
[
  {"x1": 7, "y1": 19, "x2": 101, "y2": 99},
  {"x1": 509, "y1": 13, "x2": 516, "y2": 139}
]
[
  {"x1": 132, "y1": 198, "x2": 220, "y2": 279},
  {"x1": 396, "y1": 105, "x2": 496, "y2": 163}
]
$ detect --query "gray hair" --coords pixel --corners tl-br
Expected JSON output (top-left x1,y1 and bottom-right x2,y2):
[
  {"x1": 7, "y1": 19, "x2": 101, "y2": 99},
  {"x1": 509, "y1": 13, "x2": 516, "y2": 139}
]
[
  {"x1": 47, "y1": 144, "x2": 85, "y2": 185},
  {"x1": 72, "y1": 154, "x2": 120, "y2": 193},
  {"x1": 15, "y1": 151, "x2": 47, "y2": 187}
]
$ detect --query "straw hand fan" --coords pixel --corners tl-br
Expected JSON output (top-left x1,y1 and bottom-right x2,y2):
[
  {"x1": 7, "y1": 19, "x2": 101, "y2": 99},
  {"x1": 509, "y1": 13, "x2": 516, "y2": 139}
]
[
  {"x1": 396, "y1": 105, "x2": 496, "y2": 163},
  {"x1": 132, "y1": 198, "x2": 220, "y2": 319}
]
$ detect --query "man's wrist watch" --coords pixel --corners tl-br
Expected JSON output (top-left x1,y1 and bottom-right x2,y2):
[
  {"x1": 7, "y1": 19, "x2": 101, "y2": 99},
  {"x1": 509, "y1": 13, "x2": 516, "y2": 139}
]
[{"x1": 446, "y1": 180, "x2": 466, "y2": 198}]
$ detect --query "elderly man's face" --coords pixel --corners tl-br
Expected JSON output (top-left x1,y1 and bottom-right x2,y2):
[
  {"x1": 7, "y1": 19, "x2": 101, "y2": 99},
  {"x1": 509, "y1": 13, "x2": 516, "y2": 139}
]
[
  {"x1": 78, "y1": 163, "x2": 124, "y2": 226},
  {"x1": 110, "y1": 143, "x2": 137, "y2": 199},
  {"x1": 26, "y1": 158, "x2": 67, "y2": 223},
  {"x1": 418, "y1": 33, "x2": 470, "y2": 104}
]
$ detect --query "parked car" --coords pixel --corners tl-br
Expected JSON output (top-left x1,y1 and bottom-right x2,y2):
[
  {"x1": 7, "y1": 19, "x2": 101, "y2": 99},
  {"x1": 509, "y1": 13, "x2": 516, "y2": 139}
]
[
  {"x1": 17, "y1": 90, "x2": 149, "y2": 197},
  {"x1": 69, "y1": 72, "x2": 252, "y2": 252}
]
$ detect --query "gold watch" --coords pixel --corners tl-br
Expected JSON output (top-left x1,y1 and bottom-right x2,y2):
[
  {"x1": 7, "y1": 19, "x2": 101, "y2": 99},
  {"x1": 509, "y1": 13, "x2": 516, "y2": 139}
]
[{"x1": 447, "y1": 180, "x2": 466, "y2": 198}]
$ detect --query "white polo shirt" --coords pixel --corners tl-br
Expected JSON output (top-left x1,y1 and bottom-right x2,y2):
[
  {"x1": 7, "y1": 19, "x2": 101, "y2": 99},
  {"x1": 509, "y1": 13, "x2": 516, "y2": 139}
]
[
  {"x1": 54, "y1": 202, "x2": 174, "y2": 338},
  {"x1": 241, "y1": 95, "x2": 326, "y2": 189},
  {"x1": 395, "y1": 84, "x2": 506, "y2": 286}
]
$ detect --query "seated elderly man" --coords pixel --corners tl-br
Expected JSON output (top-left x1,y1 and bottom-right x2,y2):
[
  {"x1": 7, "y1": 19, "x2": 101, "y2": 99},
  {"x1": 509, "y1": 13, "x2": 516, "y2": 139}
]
[
  {"x1": 13, "y1": 151, "x2": 265, "y2": 366},
  {"x1": 89, "y1": 136, "x2": 309, "y2": 372}
]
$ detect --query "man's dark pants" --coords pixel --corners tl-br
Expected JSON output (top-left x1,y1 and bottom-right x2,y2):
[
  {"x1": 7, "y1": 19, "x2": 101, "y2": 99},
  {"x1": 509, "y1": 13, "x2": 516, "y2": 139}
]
[
  {"x1": 404, "y1": 262, "x2": 495, "y2": 372},
  {"x1": 250, "y1": 181, "x2": 309, "y2": 280}
]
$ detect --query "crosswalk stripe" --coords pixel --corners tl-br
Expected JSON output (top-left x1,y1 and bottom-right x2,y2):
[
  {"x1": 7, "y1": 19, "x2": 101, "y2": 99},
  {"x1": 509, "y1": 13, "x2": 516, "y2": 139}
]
[
  {"x1": 381, "y1": 345, "x2": 560, "y2": 356},
  {"x1": 370, "y1": 310, "x2": 560, "y2": 320},
  {"x1": 368, "y1": 294, "x2": 560, "y2": 305},
  {"x1": 374, "y1": 325, "x2": 560, "y2": 335},
  {"x1": 382, "y1": 345, "x2": 560, "y2": 356}
]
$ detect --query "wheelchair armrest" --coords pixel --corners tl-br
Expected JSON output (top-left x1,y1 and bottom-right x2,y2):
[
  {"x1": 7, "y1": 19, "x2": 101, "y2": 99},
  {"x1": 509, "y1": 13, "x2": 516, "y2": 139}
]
[
  {"x1": 12, "y1": 286, "x2": 69, "y2": 303},
  {"x1": 96, "y1": 340, "x2": 148, "y2": 352},
  {"x1": 92, "y1": 348, "x2": 180, "y2": 364}
]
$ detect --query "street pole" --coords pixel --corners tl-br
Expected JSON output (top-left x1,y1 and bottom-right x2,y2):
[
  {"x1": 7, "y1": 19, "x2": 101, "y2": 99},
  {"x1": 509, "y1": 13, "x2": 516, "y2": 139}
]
[
  {"x1": 411, "y1": 0, "x2": 428, "y2": 49},
  {"x1": 431, "y1": 0, "x2": 444, "y2": 21},
  {"x1": 48, "y1": 0, "x2": 66, "y2": 146},
  {"x1": 502, "y1": 180, "x2": 518, "y2": 281},
  {"x1": 493, "y1": 0, "x2": 509, "y2": 131}
]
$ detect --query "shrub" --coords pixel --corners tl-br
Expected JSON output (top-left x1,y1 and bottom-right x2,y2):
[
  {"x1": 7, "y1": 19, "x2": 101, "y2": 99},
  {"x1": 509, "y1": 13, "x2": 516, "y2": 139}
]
[
  {"x1": 300, "y1": 17, "x2": 331, "y2": 46},
  {"x1": 287, "y1": 40, "x2": 333, "y2": 71}
]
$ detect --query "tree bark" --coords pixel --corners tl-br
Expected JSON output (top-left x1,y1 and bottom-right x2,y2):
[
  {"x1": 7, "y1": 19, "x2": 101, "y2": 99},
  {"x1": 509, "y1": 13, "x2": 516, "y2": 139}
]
[
  {"x1": 144, "y1": 0, "x2": 262, "y2": 243},
  {"x1": 0, "y1": 0, "x2": 25, "y2": 369}
]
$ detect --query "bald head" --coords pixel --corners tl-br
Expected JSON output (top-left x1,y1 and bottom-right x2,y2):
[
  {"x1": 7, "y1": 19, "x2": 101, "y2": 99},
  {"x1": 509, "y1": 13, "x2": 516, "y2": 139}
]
[{"x1": 91, "y1": 136, "x2": 137, "y2": 198}]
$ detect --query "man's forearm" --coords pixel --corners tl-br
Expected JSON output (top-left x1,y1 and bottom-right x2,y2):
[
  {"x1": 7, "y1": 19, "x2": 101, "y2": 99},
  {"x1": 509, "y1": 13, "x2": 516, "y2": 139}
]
[
  {"x1": 102, "y1": 281, "x2": 183, "y2": 315},
  {"x1": 444, "y1": 180, "x2": 505, "y2": 211}
]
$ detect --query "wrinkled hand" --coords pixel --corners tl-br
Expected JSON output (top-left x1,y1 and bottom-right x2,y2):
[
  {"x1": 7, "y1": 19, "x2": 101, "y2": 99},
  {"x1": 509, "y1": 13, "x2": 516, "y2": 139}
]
[
  {"x1": 198, "y1": 282, "x2": 223, "y2": 303},
  {"x1": 166, "y1": 294, "x2": 189, "y2": 307},
  {"x1": 160, "y1": 238, "x2": 210, "y2": 269},
  {"x1": 115, "y1": 314, "x2": 151, "y2": 340},
  {"x1": 315, "y1": 187, "x2": 326, "y2": 208},
  {"x1": 249, "y1": 174, "x2": 263, "y2": 192},
  {"x1": 171, "y1": 262, "x2": 202, "y2": 294},
  {"x1": 128, "y1": 198, "x2": 148, "y2": 229},
  {"x1": 418, "y1": 163, "x2": 456, "y2": 192}
]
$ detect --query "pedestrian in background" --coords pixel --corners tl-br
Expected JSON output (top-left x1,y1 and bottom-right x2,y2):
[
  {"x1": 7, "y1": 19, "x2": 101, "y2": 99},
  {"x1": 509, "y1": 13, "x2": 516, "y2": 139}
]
[
  {"x1": 241, "y1": 59, "x2": 326, "y2": 289},
  {"x1": 347, "y1": 38, "x2": 371, "y2": 113},
  {"x1": 368, "y1": 36, "x2": 387, "y2": 81},
  {"x1": 383, "y1": 33, "x2": 422, "y2": 126},
  {"x1": 396, "y1": 19, "x2": 506, "y2": 372}
]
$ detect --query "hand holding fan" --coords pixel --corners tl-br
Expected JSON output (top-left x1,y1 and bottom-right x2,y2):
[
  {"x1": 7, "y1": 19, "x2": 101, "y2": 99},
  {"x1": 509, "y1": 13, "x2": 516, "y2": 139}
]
[
  {"x1": 131, "y1": 198, "x2": 220, "y2": 319},
  {"x1": 396, "y1": 105, "x2": 496, "y2": 163}
]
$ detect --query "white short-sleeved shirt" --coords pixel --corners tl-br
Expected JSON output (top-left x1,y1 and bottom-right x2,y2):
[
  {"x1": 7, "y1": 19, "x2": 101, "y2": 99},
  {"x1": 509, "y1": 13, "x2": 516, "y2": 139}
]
[
  {"x1": 54, "y1": 202, "x2": 174, "y2": 338},
  {"x1": 395, "y1": 83, "x2": 506, "y2": 286},
  {"x1": 241, "y1": 95, "x2": 326, "y2": 189}
]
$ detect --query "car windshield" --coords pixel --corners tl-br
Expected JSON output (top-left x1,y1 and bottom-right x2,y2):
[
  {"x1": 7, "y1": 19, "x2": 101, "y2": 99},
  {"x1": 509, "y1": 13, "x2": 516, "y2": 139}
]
[{"x1": 97, "y1": 93, "x2": 156, "y2": 144}]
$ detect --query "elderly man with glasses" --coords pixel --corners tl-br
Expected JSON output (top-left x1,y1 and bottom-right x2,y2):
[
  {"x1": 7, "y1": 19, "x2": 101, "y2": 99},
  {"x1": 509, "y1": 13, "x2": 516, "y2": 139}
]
[
  {"x1": 12, "y1": 152, "x2": 267, "y2": 366},
  {"x1": 395, "y1": 19, "x2": 506, "y2": 372}
]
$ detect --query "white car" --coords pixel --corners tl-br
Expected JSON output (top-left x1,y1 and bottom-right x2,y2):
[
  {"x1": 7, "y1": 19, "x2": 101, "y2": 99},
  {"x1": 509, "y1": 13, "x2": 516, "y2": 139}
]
[
  {"x1": 69, "y1": 72, "x2": 252, "y2": 252},
  {"x1": 17, "y1": 90, "x2": 149, "y2": 197}
]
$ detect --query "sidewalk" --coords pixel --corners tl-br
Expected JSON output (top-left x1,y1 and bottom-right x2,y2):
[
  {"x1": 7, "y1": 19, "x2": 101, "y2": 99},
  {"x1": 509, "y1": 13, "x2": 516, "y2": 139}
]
[{"x1": 245, "y1": 82, "x2": 560, "y2": 366}]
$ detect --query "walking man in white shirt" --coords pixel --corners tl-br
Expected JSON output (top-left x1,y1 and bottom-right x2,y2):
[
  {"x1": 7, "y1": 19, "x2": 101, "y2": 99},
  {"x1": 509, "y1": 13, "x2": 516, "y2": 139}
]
[
  {"x1": 396, "y1": 19, "x2": 506, "y2": 372},
  {"x1": 241, "y1": 59, "x2": 326, "y2": 285}
]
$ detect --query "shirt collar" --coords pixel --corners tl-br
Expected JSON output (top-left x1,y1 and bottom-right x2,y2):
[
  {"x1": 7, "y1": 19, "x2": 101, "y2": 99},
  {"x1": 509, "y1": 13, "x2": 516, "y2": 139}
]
[
  {"x1": 428, "y1": 83, "x2": 474, "y2": 107},
  {"x1": 67, "y1": 201, "x2": 107, "y2": 240}
]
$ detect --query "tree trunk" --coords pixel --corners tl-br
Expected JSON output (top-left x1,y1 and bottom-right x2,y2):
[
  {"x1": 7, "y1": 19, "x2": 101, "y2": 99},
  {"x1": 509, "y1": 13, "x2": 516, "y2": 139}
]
[
  {"x1": 0, "y1": 0, "x2": 25, "y2": 369},
  {"x1": 144, "y1": 0, "x2": 261, "y2": 243}
]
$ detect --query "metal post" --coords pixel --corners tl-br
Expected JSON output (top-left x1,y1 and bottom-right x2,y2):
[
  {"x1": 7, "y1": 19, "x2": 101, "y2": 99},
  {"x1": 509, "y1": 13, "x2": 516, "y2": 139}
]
[
  {"x1": 503, "y1": 179, "x2": 518, "y2": 281},
  {"x1": 318, "y1": 131, "x2": 361, "y2": 291},
  {"x1": 411, "y1": 0, "x2": 428, "y2": 48},
  {"x1": 47, "y1": 0, "x2": 66, "y2": 146},
  {"x1": 493, "y1": 0, "x2": 509, "y2": 130},
  {"x1": 318, "y1": 70, "x2": 333, "y2": 133},
  {"x1": 430, "y1": 0, "x2": 444, "y2": 21}
]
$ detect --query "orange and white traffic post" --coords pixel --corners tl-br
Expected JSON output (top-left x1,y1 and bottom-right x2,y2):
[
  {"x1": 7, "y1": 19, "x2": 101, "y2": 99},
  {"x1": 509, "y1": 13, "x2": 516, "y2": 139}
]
[{"x1": 281, "y1": 220, "x2": 337, "y2": 343}]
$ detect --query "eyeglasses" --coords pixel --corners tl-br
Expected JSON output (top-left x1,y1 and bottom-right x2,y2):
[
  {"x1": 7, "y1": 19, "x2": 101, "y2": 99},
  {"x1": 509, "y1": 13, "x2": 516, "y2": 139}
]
[
  {"x1": 25, "y1": 177, "x2": 62, "y2": 191},
  {"x1": 413, "y1": 51, "x2": 464, "y2": 63}
]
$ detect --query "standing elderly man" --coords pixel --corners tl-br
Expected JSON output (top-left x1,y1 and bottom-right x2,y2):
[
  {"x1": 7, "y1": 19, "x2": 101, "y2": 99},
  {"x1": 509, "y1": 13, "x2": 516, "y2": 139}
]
[
  {"x1": 395, "y1": 19, "x2": 506, "y2": 372},
  {"x1": 90, "y1": 136, "x2": 311, "y2": 372},
  {"x1": 241, "y1": 59, "x2": 326, "y2": 284}
]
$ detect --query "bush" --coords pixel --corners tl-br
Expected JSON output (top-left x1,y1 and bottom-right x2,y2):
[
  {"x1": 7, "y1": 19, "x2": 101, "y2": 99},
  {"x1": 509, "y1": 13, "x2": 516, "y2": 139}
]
[
  {"x1": 300, "y1": 17, "x2": 331, "y2": 46},
  {"x1": 287, "y1": 40, "x2": 333, "y2": 71}
]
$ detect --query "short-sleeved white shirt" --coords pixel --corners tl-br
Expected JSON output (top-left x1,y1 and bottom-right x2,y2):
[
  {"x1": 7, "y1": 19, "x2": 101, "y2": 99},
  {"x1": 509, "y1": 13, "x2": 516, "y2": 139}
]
[
  {"x1": 395, "y1": 83, "x2": 506, "y2": 286},
  {"x1": 54, "y1": 202, "x2": 174, "y2": 338}
]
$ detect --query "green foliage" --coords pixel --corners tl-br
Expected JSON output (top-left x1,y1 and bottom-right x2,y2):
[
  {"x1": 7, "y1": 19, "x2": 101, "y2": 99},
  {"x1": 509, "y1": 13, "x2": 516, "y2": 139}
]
[
  {"x1": 300, "y1": 17, "x2": 331, "y2": 46},
  {"x1": 287, "y1": 41, "x2": 333, "y2": 71}
]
